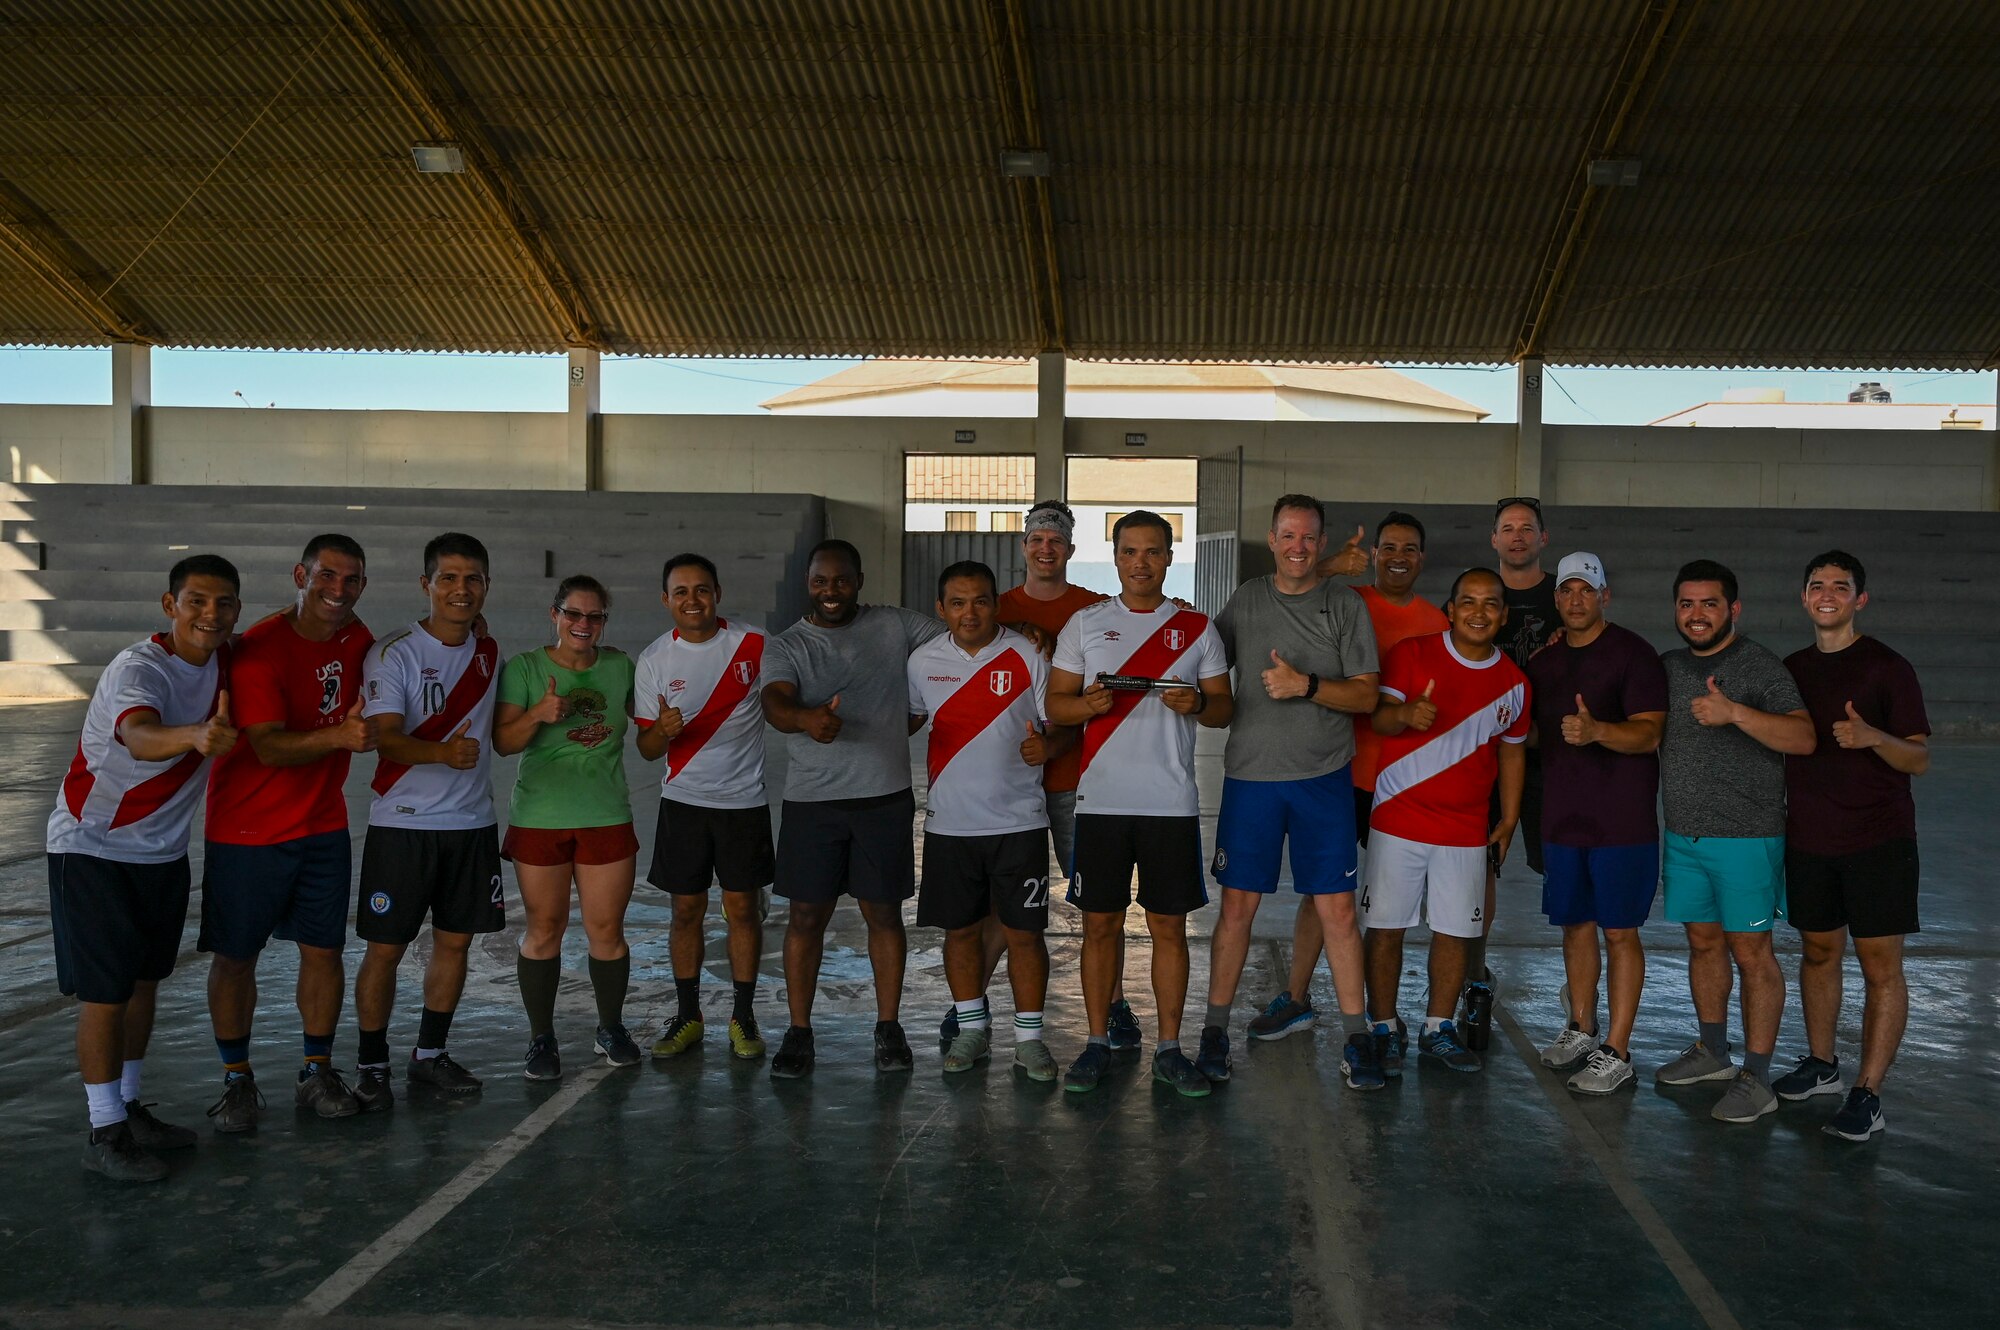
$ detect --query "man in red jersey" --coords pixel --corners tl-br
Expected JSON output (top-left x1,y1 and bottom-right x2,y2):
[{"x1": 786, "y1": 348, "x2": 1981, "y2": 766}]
[{"x1": 201, "y1": 535, "x2": 376, "y2": 1131}]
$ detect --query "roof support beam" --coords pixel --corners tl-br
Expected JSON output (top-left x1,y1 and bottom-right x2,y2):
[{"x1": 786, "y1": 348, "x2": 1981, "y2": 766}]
[
  {"x1": 332, "y1": 0, "x2": 606, "y2": 351},
  {"x1": 981, "y1": 0, "x2": 1067, "y2": 352},
  {"x1": 0, "y1": 178, "x2": 157, "y2": 343}
]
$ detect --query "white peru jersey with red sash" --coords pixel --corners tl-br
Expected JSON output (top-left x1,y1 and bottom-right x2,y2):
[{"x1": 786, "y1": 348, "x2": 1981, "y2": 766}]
[
  {"x1": 634, "y1": 619, "x2": 768, "y2": 811},
  {"x1": 362, "y1": 621, "x2": 499, "y2": 831},
  {"x1": 48, "y1": 634, "x2": 229, "y2": 864},
  {"x1": 1371, "y1": 631, "x2": 1531, "y2": 848},
  {"x1": 1053, "y1": 599, "x2": 1229, "y2": 818},
  {"x1": 906, "y1": 629, "x2": 1049, "y2": 837}
]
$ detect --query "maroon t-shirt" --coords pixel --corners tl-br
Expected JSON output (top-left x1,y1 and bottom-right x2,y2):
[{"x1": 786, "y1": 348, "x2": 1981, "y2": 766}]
[
  {"x1": 1784, "y1": 636, "x2": 1929, "y2": 855},
  {"x1": 1526, "y1": 622, "x2": 1669, "y2": 847}
]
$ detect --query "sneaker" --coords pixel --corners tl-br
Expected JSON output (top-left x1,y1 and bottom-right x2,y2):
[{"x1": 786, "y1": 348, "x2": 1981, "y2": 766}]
[
  {"x1": 595, "y1": 1023, "x2": 641, "y2": 1068},
  {"x1": 123, "y1": 1100, "x2": 197, "y2": 1150},
  {"x1": 1459, "y1": 980, "x2": 1495, "y2": 1053},
  {"x1": 1773, "y1": 1054, "x2": 1844, "y2": 1102},
  {"x1": 726, "y1": 1016, "x2": 766, "y2": 1060},
  {"x1": 1373, "y1": 1018, "x2": 1408, "y2": 1078},
  {"x1": 294, "y1": 1066, "x2": 362, "y2": 1119},
  {"x1": 1106, "y1": 999, "x2": 1143, "y2": 1051},
  {"x1": 1063, "y1": 1044, "x2": 1113, "y2": 1093},
  {"x1": 651, "y1": 1016, "x2": 704, "y2": 1059},
  {"x1": 1824, "y1": 1086, "x2": 1886, "y2": 1141},
  {"x1": 1341, "y1": 1032, "x2": 1387, "y2": 1091},
  {"x1": 1013, "y1": 1039, "x2": 1059, "y2": 1082},
  {"x1": 1540, "y1": 1025, "x2": 1598, "y2": 1073},
  {"x1": 1152, "y1": 1047, "x2": 1212, "y2": 1098},
  {"x1": 1567, "y1": 1047, "x2": 1635, "y2": 1095},
  {"x1": 1194, "y1": 1027, "x2": 1231, "y2": 1083},
  {"x1": 352, "y1": 1066, "x2": 394, "y2": 1113},
  {"x1": 206, "y1": 1073, "x2": 263, "y2": 1134},
  {"x1": 874, "y1": 1021, "x2": 914, "y2": 1073},
  {"x1": 770, "y1": 1026, "x2": 815, "y2": 1079},
  {"x1": 943, "y1": 1027, "x2": 992, "y2": 1073},
  {"x1": 1710, "y1": 1069, "x2": 1778, "y2": 1123},
  {"x1": 938, "y1": 1005, "x2": 959, "y2": 1055},
  {"x1": 1656, "y1": 1039, "x2": 1736, "y2": 1086},
  {"x1": 1418, "y1": 1021, "x2": 1482, "y2": 1073},
  {"x1": 82, "y1": 1121, "x2": 167, "y2": 1183},
  {"x1": 407, "y1": 1051, "x2": 482, "y2": 1095},
  {"x1": 1247, "y1": 992, "x2": 1318, "y2": 1042},
  {"x1": 523, "y1": 1034, "x2": 562, "y2": 1082}
]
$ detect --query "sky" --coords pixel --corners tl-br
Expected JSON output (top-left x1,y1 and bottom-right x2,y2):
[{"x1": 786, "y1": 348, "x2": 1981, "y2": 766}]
[{"x1": 1, "y1": 343, "x2": 1993, "y2": 424}]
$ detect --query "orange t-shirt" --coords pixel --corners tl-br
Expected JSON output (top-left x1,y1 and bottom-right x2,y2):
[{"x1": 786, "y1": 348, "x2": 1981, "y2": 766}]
[
  {"x1": 997, "y1": 583, "x2": 1107, "y2": 793},
  {"x1": 1350, "y1": 585, "x2": 1449, "y2": 791}
]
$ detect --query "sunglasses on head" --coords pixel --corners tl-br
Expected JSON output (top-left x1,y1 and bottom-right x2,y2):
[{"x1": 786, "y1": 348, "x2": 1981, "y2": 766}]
[{"x1": 1494, "y1": 496, "x2": 1543, "y2": 519}]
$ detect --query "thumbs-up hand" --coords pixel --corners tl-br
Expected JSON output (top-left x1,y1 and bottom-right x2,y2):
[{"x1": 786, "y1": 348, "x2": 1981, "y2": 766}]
[
  {"x1": 1691, "y1": 674, "x2": 1737, "y2": 727},
  {"x1": 443, "y1": 718, "x2": 482, "y2": 769},
  {"x1": 1561, "y1": 692, "x2": 1598, "y2": 747},
  {"x1": 1407, "y1": 678, "x2": 1438, "y2": 732},
  {"x1": 1832, "y1": 699, "x2": 1880, "y2": 750},
  {"x1": 1325, "y1": 524, "x2": 1370, "y2": 578},
  {"x1": 1263, "y1": 649, "x2": 1310, "y2": 700},
  {"x1": 804, "y1": 693, "x2": 843, "y2": 744},
  {"x1": 332, "y1": 696, "x2": 375, "y2": 753},
  {"x1": 1020, "y1": 720, "x2": 1047, "y2": 767},
  {"x1": 194, "y1": 689, "x2": 238, "y2": 758},
  {"x1": 528, "y1": 674, "x2": 568, "y2": 725},
  {"x1": 654, "y1": 694, "x2": 685, "y2": 739}
]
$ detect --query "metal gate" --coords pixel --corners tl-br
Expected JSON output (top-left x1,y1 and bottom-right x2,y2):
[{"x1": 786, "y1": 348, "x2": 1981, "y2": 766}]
[
  {"x1": 1194, "y1": 447, "x2": 1242, "y2": 615},
  {"x1": 901, "y1": 531, "x2": 1028, "y2": 612}
]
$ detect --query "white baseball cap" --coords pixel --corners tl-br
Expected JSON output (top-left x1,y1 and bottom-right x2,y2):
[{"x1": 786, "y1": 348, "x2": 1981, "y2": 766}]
[{"x1": 1556, "y1": 551, "x2": 1607, "y2": 590}]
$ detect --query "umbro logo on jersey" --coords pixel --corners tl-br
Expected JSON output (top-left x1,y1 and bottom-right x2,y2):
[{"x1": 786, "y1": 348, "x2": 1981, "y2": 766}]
[
  {"x1": 668, "y1": 678, "x2": 687, "y2": 691},
  {"x1": 421, "y1": 667, "x2": 440, "y2": 680},
  {"x1": 1102, "y1": 630, "x2": 1121, "y2": 641},
  {"x1": 1164, "y1": 629, "x2": 1186, "y2": 651},
  {"x1": 733, "y1": 661, "x2": 756, "y2": 685},
  {"x1": 989, "y1": 670, "x2": 1014, "y2": 696}
]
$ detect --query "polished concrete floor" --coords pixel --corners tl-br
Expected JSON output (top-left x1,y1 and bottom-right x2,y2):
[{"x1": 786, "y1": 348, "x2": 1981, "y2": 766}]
[{"x1": 0, "y1": 698, "x2": 1991, "y2": 1329}]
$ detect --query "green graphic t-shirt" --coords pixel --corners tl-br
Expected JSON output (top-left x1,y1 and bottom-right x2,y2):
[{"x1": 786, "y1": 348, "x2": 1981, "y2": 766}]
[{"x1": 499, "y1": 647, "x2": 635, "y2": 829}]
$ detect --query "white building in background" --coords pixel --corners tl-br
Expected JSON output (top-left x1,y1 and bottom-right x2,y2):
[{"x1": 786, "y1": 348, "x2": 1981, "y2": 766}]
[{"x1": 1649, "y1": 386, "x2": 1993, "y2": 430}]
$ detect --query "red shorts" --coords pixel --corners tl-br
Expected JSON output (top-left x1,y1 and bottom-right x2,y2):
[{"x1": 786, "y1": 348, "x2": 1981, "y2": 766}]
[{"x1": 501, "y1": 823, "x2": 640, "y2": 867}]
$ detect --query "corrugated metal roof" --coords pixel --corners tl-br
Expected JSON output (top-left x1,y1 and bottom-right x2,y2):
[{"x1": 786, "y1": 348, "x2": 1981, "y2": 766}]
[{"x1": 2, "y1": 1, "x2": 1997, "y2": 367}]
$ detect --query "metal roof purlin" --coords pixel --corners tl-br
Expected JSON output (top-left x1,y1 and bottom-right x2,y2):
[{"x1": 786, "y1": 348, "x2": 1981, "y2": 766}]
[
  {"x1": 330, "y1": 0, "x2": 608, "y2": 351},
  {"x1": 982, "y1": 0, "x2": 1066, "y2": 352},
  {"x1": 0, "y1": 177, "x2": 156, "y2": 344}
]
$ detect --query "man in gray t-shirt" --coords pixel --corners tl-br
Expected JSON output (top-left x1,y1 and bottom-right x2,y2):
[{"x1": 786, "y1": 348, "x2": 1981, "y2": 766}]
[
  {"x1": 1194, "y1": 495, "x2": 1386, "y2": 1088},
  {"x1": 1653, "y1": 560, "x2": 1815, "y2": 1125},
  {"x1": 758, "y1": 539, "x2": 944, "y2": 1080}
]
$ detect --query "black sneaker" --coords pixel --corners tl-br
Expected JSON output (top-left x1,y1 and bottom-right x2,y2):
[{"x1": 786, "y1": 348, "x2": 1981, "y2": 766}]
[
  {"x1": 874, "y1": 1020, "x2": 914, "y2": 1073},
  {"x1": 351, "y1": 1065, "x2": 394, "y2": 1112},
  {"x1": 523, "y1": 1034, "x2": 561, "y2": 1082},
  {"x1": 770, "y1": 1025, "x2": 816, "y2": 1079},
  {"x1": 595, "y1": 1023, "x2": 641, "y2": 1068},
  {"x1": 206, "y1": 1073, "x2": 263, "y2": 1134},
  {"x1": 1106, "y1": 999, "x2": 1143, "y2": 1051},
  {"x1": 1194, "y1": 1026, "x2": 1231, "y2": 1083},
  {"x1": 294, "y1": 1066, "x2": 362, "y2": 1119},
  {"x1": 938, "y1": 1004, "x2": 959, "y2": 1055},
  {"x1": 1773, "y1": 1054, "x2": 1844, "y2": 1102},
  {"x1": 124, "y1": 1100, "x2": 198, "y2": 1150},
  {"x1": 1459, "y1": 980, "x2": 1495, "y2": 1053},
  {"x1": 1824, "y1": 1086, "x2": 1886, "y2": 1141},
  {"x1": 408, "y1": 1051, "x2": 482, "y2": 1095},
  {"x1": 82, "y1": 1120, "x2": 167, "y2": 1183}
]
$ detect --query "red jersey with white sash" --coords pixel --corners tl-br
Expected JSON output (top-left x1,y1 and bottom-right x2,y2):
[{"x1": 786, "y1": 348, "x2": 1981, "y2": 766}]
[
  {"x1": 1053, "y1": 598, "x2": 1228, "y2": 818},
  {"x1": 48, "y1": 635, "x2": 229, "y2": 863},
  {"x1": 907, "y1": 629, "x2": 1049, "y2": 837},
  {"x1": 634, "y1": 619, "x2": 767, "y2": 810},
  {"x1": 362, "y1": 621, "x2": 499, "y2": 831},
  {"x1": 1372, "y1": 632, "x2": 1531, "y2": 848}
]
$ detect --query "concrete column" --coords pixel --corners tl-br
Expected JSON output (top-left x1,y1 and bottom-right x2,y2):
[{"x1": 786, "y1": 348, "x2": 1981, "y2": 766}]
[
  {"x1": 1034, "y1": 351, "x2": 1066, "y2": 500},
  {"x1": 1515, "y1": 357, "x2": 1545, "y2": 499},
  {"x1": 110, "y1": 343, "x2": 150, "y2": 484},
  {"x1": 566, "y1": 348, "x2": 600, "y2": 491}
]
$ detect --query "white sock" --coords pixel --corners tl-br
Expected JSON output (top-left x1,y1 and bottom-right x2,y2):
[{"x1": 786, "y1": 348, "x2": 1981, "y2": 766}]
[
  {"x1": 86, "y1": 1080, "x2": 127, "y2": 1130},
  {"x1": 1424, "y1": 1015, "x2": 1447, "y2": 1034},
  {"x1": 413, "y1": 1047, "x2": 442, "y2": 1061},
  {"x1": 120, "y1": 1059, "x2": 143, "y2": 1103},
  {"x1": 954, "y1": 996, "x2": 990, "y2": 1032},
  {"x1": 1013, "y1": 1011, "x2": 1044, "y2": 1043}
]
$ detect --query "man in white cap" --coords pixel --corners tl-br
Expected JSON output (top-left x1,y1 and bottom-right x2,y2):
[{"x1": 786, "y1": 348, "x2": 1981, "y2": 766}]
[{"x1": 1524, "y1": 552, "x2": 1668, "y2": 1093}]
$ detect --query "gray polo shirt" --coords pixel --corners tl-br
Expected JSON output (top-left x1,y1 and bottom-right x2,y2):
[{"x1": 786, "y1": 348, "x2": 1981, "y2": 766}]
[
  {"x1": 762, "y1": 604, "x2": 945, "y2": 802},
  {"x1": 1216, "y1": 576, "x2": 1379, "y2": 781}
]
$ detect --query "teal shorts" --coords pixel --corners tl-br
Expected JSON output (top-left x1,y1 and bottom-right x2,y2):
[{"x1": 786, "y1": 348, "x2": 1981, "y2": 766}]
[{"x1": 1662, "y1": 832, "x2": 1785, "y2": 933}]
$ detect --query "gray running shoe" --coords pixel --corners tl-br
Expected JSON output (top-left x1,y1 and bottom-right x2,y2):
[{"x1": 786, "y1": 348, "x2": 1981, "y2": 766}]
[
  {"x1": 943, "y1": 1027, "x2": 992, "y2": 1073},
  {"x1": 206, "y1": 1073, "x2": 263, "y2": 1133},
  {"x1": 124, "y1": 1100, "x2": 197, "y2": 1150},
  {"x1": 1773, "y1": 1054, "x2": 1843, "y2": 1101},
  {"x1": 1655, "y1": 1039, "x2": 1735, "y2": 1086},
  {"x1": 294, "y1": 1066, "x2": 362, "y2": 1119},
  {"x1": 1711, "y1": 1069, "x2": 1778, "y2": 1123},
  {"x1": 1013, "y1": 1039, "x2": 1059, "y2": 1082},
  {"x1": 1540, "y1": 1025, "x2": 1598, "y2": 1072},
  {"x1": 1567, "y1": 1047, "x2": 1635, "y2": 1095},
  {"x1": 1417, "y1": 1020, "x2": 1482, "y2": 1073},
  {"x1": 408, "y1": 1051, "x2": 482, "y2": 1095},
  {"x1": 82, "y1": 1121, "x2": 167, "y2": 1183}
]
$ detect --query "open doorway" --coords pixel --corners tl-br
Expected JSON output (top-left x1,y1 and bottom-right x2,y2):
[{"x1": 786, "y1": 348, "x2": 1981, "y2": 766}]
[{"x1": 1062, "y1": 456, "x2": 1200, "y2": 601}]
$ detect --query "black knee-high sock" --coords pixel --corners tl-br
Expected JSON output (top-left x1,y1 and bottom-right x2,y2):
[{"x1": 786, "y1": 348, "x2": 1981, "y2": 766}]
[
  {"x1": 588, "y1": 955, "x2": 628, "y2": 1028},
  {"x1": 518, "y1": 953, "x2": 561, "y2": 1039}
]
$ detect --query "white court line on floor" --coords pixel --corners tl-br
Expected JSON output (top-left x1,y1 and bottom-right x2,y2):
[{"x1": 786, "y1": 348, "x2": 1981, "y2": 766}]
[
  {"x1": 1493, "y1": 1005, "x2": 1746, "y2": 1330},
  {"x1": 285, "y1": 1063, "x2": 615, "y2": 1320}
]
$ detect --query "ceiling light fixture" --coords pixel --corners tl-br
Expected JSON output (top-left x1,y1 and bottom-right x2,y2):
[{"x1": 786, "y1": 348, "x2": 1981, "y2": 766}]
[
  {"x1": 999, "y1": 148, "x2": 1051, "y2": 178},
  {"x1": 1587, "y1": 158, "x2": 1641, "y2": 188},
  {"x1": 412, "y1": 142, "x2": 466, "y2": 174}
]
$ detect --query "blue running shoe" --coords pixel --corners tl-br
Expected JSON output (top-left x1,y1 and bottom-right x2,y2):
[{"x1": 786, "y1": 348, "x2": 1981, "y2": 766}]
[
  {"x1": 1341, "y1": 1032, "x2": 1387, "y2": 1091},
  {"x1": 1064, "y1": 1044, "x2": 1113, "y2": 1094},
  {"x1": 1195, "y1": 1027, "x2": 1231, "y2": 1083},
  {"x1": 1373, "y1": 1018, "x2": 1408, "y2": 1078},
  {"x1": 1418, "y1": 1020, "x2": 1482, "y2": 1073},
  {"x1": 1824, "y1": 1086, "x2": 1885, "y2": 1141},
  {"x1": 1247, "y1": 992, "x2": 1318, "y2": 1041},
  {"x1": 1107, "y1": 999, "x2": 1143, "y2": 1051},
  {"x1": 1152, "y1": 1048, "x2": 1212, "y2": 1098}
]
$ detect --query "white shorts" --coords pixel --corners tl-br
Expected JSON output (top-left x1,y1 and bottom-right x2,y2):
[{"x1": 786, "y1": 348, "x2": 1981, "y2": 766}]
[{"x1": 1359, "y1": 831, "x2": 1486, "y2": 939}]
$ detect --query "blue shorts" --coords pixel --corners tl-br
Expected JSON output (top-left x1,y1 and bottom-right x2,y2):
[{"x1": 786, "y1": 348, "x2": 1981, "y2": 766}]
[
  {"x1": 1542, "y1": 841, "x2": 1659, "y2": 929},
  {"x1": 199, "y1": 830, "x2": 352, "y2": 957},
  {"x1": 1212, "y1": 768, "x2": 1359, "y2": 895},
  {"x1": 1662, "y1": 832, "x2": 1785, "y2": 933}
]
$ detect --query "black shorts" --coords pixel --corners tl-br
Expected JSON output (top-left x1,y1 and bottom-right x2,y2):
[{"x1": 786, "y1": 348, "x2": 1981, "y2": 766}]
[
  {"x1": 1354, "y1": 787, "x2": 1375, "y2": 849},
  {"x1": 199, "y1": 830, "x2": 351, "y2": 957},
  {"x1": 1067, "y1": 813, "x2": 1207, "y2": 916},
  {"x1": 917, "y1": 829, "x2": 1051, "y2": 932},
  {"x1": 1490, "y1": 754, "x2": 1544, "y2": 875},
  {"x1": 775, "y1": 790, "x2": 917, "y2": 905},
  {"x1": 49, "y1": 853, "x2": 190, "y2": 1004},
  {"x1": 356, "y1": 825, "x2": 505, "y2": 944},
  {"x1": 648, "y1": 798, "x2": 775, "y2": 895},
  {"x1": 1785, "y1": 839, "x2": 1919, "y2": 939}
]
